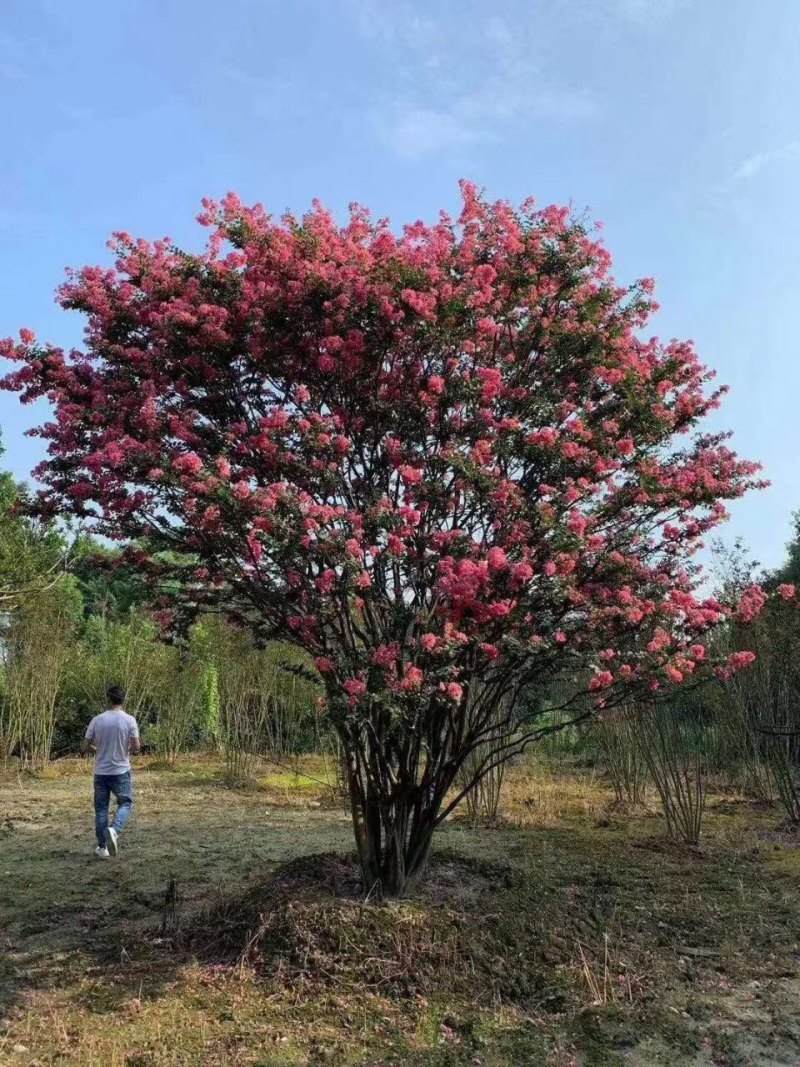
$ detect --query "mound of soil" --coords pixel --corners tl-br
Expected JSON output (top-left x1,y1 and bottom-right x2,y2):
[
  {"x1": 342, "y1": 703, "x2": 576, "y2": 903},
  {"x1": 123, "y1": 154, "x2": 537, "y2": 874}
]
[{"x1": 185, "y1": 852, "x2": 560, "y2": 1005}]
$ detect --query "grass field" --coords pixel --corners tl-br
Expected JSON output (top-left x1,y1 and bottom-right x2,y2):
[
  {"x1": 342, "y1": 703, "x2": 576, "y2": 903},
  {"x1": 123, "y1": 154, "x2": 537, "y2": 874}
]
[{"x1": 2, "y1": 755, "x2": 800, "y2": 1066}]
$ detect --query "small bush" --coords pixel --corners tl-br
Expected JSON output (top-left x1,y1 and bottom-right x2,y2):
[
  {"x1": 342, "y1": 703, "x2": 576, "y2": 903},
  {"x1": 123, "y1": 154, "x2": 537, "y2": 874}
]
[{"x1": 637, "y1": 702, "x2": 707, "y2": 846}]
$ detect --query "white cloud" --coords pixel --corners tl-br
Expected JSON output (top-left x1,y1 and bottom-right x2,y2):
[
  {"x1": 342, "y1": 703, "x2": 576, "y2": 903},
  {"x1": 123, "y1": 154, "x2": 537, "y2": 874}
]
[
  {"x1": 732, "y1": 141, "x2": 800, "y2": 181},
  {"x1": 215, "y1": 65, "x2": 307, "y2": 121},
  {"x1": 706, "y1": 139, "x2": 800, "y2": 217},
  {"x1": 387, "y1": 107, "x2": 479, "y2": 157},
  {"x1": 346, "y1": 0, "x2": 440, "y2": 56},
  {"x1": 347, "y1": 5, "x2": 599, "y2": 158},
  {"x1": 384, "y1": 78, "x2": 598, "y2": 159},
  {"x1": 345, "y1": 0, "x2": 692, "y2": 157}
]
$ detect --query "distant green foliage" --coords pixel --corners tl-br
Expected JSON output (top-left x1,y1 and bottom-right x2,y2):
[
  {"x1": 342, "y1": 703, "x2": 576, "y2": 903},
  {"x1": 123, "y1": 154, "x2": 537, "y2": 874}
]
[
  {"x1": 0, "y1": 439, "x2": 65, "y2": 609},
  {"x1": 70, "y1": 535, "x2": 151, "y2": 622},
  {"x1": 1, "y1": 576, "x2": 81, "y2": 766}
]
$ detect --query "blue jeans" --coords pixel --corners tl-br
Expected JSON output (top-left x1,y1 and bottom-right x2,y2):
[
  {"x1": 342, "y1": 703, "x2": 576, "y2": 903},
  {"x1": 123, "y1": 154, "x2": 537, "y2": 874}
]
[{"x1": 94, "y1": 772, "x2": 133, "y2": 848}]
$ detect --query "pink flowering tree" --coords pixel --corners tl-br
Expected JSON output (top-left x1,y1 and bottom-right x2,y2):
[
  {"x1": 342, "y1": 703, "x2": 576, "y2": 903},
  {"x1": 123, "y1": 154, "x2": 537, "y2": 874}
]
[{"x1": 2, "y1": 184, "x2": 763, "y2": 894}]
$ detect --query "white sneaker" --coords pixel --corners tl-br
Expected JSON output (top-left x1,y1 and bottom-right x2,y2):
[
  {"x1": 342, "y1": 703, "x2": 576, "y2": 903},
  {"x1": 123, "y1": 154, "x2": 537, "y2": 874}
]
[
  {"x1": 95, "y1": 846, "x2": 110, "y2": 859},
  {"x1": 105, "y1": 827, "x2": 118, "y2": 856}
]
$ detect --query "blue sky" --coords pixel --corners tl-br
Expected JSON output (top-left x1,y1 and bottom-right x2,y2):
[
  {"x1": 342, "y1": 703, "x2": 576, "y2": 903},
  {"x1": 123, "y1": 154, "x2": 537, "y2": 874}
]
[{"x1": 1, "y1": 0, "x2": 798, "y2": 570}]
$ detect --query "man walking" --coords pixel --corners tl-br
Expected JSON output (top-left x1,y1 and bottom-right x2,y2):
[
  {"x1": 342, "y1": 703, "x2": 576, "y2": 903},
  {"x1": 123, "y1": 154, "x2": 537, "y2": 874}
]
[{"x1": 82, "y1": 686, "x2": 140, "y2": 859}]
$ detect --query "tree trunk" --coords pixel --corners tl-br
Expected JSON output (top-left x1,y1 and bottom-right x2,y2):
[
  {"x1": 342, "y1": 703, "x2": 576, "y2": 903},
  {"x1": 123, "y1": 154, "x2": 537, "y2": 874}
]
[
  {"x1": 336, "y1": 683, "x2": 519, "y2": 896},
  {"x1": 345, "y1": 756, "x2": 439, "y2": 896},
  {"x1": 364, "y1": 806, "x2": 436, "y2": 896}
]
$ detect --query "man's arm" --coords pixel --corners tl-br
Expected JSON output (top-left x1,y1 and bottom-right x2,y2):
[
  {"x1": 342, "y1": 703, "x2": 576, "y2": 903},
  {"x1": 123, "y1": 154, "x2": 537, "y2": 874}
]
[
  {"x1": 81, "y1": 720, "x2": 96, "y2": 756},
  {"x1": 129, "y1": 721, "x2": 141, "y2": 756}
]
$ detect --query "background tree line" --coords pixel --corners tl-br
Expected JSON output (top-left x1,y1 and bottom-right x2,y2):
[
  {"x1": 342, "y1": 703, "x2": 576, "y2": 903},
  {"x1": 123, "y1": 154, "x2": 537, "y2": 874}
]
[{"x1": 0, "y1": 440, "x2": 325, "y2": 777}]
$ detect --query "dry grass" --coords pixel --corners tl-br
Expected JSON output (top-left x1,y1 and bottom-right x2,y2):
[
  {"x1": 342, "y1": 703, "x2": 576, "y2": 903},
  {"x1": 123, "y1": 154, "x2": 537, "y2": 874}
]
[
  {"x1": 2, "y1": 755, "x2": 800, "y2": 1065},
  {"x1": 499, "y1": 758, "x2": 614, "y2": 827}
]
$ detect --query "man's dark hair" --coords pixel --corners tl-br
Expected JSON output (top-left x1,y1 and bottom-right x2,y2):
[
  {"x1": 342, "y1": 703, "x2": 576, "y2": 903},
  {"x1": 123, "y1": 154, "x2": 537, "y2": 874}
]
[{"x1": 107, "y1": 685, "x2": 126, "y2": 707}]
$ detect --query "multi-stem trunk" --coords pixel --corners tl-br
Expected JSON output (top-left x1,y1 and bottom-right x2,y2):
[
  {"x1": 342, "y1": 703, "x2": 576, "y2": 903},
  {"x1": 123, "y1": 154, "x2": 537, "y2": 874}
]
[
  {"x1": 343, "y1": 746, "x2": 443, "y2": 897},
  {"x1": 337, "y1": 683, "x2": 521, "y2": 895}
]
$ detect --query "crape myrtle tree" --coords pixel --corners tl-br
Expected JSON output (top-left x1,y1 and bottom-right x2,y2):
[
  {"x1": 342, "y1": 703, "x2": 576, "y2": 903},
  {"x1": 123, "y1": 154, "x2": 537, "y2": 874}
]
[{"x1": 1, "y1": 184, "x2": 764, "y2": 894}]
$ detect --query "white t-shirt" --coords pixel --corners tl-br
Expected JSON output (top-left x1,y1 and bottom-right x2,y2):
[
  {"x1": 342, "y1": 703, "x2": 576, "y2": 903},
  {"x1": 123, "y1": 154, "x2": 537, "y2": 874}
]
[{"x1": 85, "y1": 709, "x2": 139, "y2": 775}]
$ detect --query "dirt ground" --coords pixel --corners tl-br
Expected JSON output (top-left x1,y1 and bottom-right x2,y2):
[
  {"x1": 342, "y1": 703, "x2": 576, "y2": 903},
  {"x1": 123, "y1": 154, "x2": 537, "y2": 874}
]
[{"x1": 1, "y1": 756, "x2": 799, "y2": 1066}]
